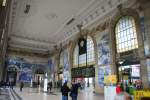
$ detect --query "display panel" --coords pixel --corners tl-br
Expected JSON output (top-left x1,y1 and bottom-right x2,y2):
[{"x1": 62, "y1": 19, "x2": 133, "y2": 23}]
[{"x1": 71, "y1": 66, "x2": 95, "y2": 78}]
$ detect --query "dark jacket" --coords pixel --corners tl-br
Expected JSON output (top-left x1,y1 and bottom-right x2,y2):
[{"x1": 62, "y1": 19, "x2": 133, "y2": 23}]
[
  {"x1": 48, "y1": 82, "x2": 52, "y2": 87},
  {"x1": 20, "y1": 82, "x2": 24, "y2": 88},
  {"x1": 70, "y1": 83, "x2": 80, "y2": 96},
  {"x1": 61, "y1": 83, "x2": 70, "y2": 96}
]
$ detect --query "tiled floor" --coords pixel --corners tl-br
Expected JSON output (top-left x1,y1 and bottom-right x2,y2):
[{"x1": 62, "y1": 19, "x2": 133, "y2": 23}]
[
  {"x1": 0, "y1": 88, "x2": 11, "y2": 100},
  {"x1": 14, "y1": 87, "x2": 104, "y2": 100}
]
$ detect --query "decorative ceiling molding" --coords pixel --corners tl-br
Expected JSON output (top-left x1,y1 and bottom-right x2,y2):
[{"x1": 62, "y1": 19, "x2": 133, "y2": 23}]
[
  {"x1": 8, "y1": 0, "x2": 94, "y2": 52},
  {"x1": 8, "y1": 0, "x2": 134, "y2": 53},
  {"x1": 59, "y1": 0, "x2": 129, "y2": 44},
  {"x1": 9, "y1": 43, "x2": 49, "y2": 52},
  {"x1": 10, "y1": 34, "x2": 56, "y2": 44},
  {"x1": 51, "y1": 0, "x2": 137, "y2": 55},
  {"x1": 8, "y1": 47, "x2": 49, "y2": 58},
  {"x1": 10, "y1": 38, "x2": 51, "y2": 49}
]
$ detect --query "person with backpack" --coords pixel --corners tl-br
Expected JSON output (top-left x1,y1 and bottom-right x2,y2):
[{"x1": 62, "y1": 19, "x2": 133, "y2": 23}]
[{"x1": 61, "y1": 82, "x2": 70, "y2": 100}]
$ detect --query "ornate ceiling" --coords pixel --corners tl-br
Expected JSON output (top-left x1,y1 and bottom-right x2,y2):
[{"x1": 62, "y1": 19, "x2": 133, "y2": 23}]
[{"x1": 8, "y1": 0, "x2": 129, "y2": 53}]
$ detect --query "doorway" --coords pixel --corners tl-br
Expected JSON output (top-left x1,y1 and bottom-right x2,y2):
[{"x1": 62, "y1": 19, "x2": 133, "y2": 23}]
[
  {"x1": 73, "y1": 77, "x2": 95, "y2": 92},
  {"x1": 118, "y1": 63, "x2": 140, "y2": 84},
  {"x1": 6, "y1": 67, "x2": 17, "y2": 86},
  {"x1": 34, "y1": 69, "x2": 44, "y2": 87}
]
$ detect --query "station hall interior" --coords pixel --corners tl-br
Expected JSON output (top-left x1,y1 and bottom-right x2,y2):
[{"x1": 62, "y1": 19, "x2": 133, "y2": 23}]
[{"x1": 0, "y1": 0, "x2": 150, "y2": 100}]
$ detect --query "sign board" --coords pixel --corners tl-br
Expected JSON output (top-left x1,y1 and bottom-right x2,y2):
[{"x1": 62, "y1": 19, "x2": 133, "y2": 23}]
[
  {"x1": 104, "y1": 75, "x2": 117, "y2": 84},
  {"x1": 109, "y1": 75, "x2": 117, "y2": 84},
  {"x1": 71, "y1": 66, "x2": 95, "y2": 78},
  {"x1": 134, "y1": 90, "x2": 150, "y2": 100}
]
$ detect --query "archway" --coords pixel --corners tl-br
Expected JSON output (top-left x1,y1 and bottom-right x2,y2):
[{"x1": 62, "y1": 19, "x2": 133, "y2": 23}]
[
  {"x1": 6, "y1": 65, "x2": 18, "y2": 86},
  {"x1": 72, "y1": 36, "x2": 96, "y2": 91},
  {"x1": 33, "y1": 68, "x2": 45, "y2": 87},
  {"x1": 109, "y1": 8, "x2": 143, "y2": 85}
]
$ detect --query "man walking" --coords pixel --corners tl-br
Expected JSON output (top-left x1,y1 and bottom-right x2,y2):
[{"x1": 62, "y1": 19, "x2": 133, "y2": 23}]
[{"x1": 20, "y1": 81, "x2": 24, "y2": 92}]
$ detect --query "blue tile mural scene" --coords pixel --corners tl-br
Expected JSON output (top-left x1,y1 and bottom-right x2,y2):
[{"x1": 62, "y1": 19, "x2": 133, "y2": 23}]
[
  {"x1": 98, "y1": 66, "x2": 111, "y2": 87},
  {"x1": 97, "y1": 33, "x2": 111, "y2": 66},
  {"x1": 6, "y1": 58, "x2": 47, "y2": 82}
]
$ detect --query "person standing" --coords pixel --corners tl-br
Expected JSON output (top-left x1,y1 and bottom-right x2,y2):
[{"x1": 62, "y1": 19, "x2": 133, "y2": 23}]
[
  {"x1": 116, "y1": 83, "x2": 122, "y2": 94},
  {"x1": 70, "y1": 82, "x2": 80, "y2": 100},
  {"x1": 20, "y1": 82, "x2": 24, "y2": 92},
  {"x1": 48, "y1": 81, "x2": 53, "y2": 93},
  {"x1": 61, "y1": 82, "x2": 70, "y2": 100},
  {"x1": 9, "y1": 80, "x2": 14, "y2": 89}
]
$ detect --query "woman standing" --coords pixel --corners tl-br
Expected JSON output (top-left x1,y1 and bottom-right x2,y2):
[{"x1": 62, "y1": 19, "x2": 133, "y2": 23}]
[
  {"x1": 61, "y1": 82, "x2": 70, "y2": 100},
  {"x1": 70, "y1": 82, "x2": 80, "y2": 100}
]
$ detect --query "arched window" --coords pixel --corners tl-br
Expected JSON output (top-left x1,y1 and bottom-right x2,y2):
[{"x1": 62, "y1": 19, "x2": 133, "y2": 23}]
[
  {"x1": 115, "y1": 16, "x2": 138, "y2": 53},
  {"x1": 73, "y1": 36, "x2": 95, "y2": 68},
  {"x1": 87, "y1": 36, "x2": 95, "y2": 65}
]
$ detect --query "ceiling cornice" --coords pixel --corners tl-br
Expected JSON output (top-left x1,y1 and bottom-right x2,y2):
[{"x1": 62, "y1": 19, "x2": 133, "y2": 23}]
[
  {"x1": 9, "y1": 43, "x2": 49, "y2": 52},
  {"x1": 8, "y1": 47, "x2": 49, "y2": 58},
  {"x1": 10, "y1": 34, "x2": 56, "y2": 44}
]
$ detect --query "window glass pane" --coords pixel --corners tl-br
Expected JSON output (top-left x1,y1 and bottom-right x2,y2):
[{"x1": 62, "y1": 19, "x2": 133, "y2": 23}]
[
  {"x1": 115, "y1": 16, "x2": 138, "y2": 53},
  {"x1": 73, "y1": 36, "x2": 95, "y2": 67}
]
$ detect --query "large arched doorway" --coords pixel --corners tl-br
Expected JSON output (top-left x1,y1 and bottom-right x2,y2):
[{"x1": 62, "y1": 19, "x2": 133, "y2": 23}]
[
  {"x1": 34, "y1": 68, "x2": 45, "y2": 87},
  {"x1": 114, "y1": 16, "x2": 140, "y2": 83},
  {"x1": 6, "y1": 65, "x2": 18, "y2": 86},
  {"x1": 72, "y1": 36, "x2": 95, "y2": 91}
]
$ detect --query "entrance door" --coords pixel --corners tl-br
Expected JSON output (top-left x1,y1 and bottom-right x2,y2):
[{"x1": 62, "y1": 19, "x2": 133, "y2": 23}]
[
  {"x1": 73, "y1": 77, "x2": 95, "y2": 92},
  {"x1": 6, "y1": 71, "x2": 17, "y2": 86},
  {"x1": 34, "y1": 69, "x2": 44, "y2": 87},
  {"x1": 118, "y1": 64, "x2": 140, "y2": 83}
]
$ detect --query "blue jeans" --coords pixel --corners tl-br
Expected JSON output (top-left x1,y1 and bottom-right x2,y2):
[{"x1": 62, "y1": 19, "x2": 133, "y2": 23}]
[
  {"x1": 62, "y1": 95, "x2": 68, "y2": 100},
  {"x1": 72, "y1": 95, "x2": 77, "y2": 100}
]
